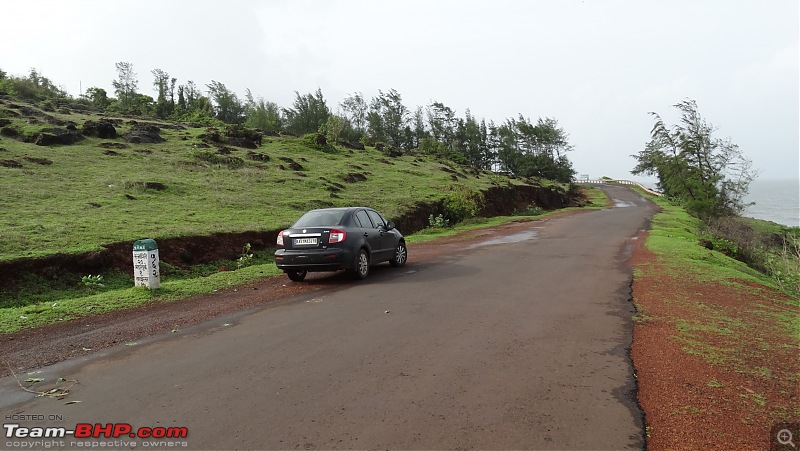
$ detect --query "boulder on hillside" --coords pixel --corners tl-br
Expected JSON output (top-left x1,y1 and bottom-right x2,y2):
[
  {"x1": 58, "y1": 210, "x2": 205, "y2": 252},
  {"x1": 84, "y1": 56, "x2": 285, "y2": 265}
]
[
  {"x1": 386, "y1": 148, "x2": 403, "y2": 157},
  {"x1": 223, "y1": 124, "x2": 262, "y2": 149},
  {"x1": 199, "y1": 125, "x2": 263, "y2": 149},
  {"x1": 337, "y1": 140, "x2": 365, "y2": 150},
  {"x1": 198, "y1": 128, "x2": 222, "y2": 144},
  {"x1": 124, "y1": 124, "x2": 165, "y2": 144},
  {"x1": 82, "y1": 119, "x2": 117, "y2": 139},
  {"x1": 0, "y1": 127, "x2": 19, "y2": 138},
  {"x1": 33, "y1": 127, "x2": 84, "y2": 146}
]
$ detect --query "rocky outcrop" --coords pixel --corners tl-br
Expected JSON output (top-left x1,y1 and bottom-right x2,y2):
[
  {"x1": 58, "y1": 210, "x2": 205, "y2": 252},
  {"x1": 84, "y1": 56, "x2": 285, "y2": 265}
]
[
  {"x1": 124, "y1": 124, "x2": 165, "y2": 144},
  {"x1": 198, "y1": 125, "x2": 263, "y2": 149},
  {"x1": 33, "y1": 127, "x2": 84, "y2": 146},
  {"x1": 337, "y1": 140, "x2": 365, "y2": 151},
  {"x1": 82, "y1": 119, "x2": 117, "y2": 139}
]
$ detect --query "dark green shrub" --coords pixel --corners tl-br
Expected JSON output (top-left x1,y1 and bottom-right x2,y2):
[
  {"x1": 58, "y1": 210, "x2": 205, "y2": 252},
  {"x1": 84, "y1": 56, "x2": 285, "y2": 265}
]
[
  {"x1": 443, "y1": 185, "x2": 484, "y2": 224},
  {"x1": 302, "y1": 133, "x2": 337, "y2": 153},
  {"x1": 709, "y1": 237, "x2": 738, "y2": 257}
]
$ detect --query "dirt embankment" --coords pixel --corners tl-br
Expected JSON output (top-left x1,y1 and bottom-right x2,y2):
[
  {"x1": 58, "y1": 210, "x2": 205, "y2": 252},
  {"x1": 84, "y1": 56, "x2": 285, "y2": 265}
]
[{"x1": 0, "y1": 183, "x2": 582, "y2": 289}]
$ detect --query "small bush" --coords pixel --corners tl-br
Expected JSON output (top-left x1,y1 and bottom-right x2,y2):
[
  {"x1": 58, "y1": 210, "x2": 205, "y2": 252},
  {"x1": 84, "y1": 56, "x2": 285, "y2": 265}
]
[
  {"x1": 428, "y1": 214, "x2": 450, "y2": 228},
  {"x1": 302, "y1": 133, "x2": 337, "y2": 153},
  {"x1": 704, "y1": 217, "x2": 800, "y2": 295},
  {"x1": 703, "y1": 217, "x2": 770, "y2": 270},
  {"x1": 237, "y1": 243, "x2": 254, "y2": 269},
  {"x1": 766, "y1": 234, "x2": 800, "y2": 295},
  {"x1": 514, "y1": 205, "x2": 543, "y2": 216},
  {"x1": 709, "y1": 237, "x2": 738, "y2": 257},
  {"x1": 81, "y1": 274, "x2": 105, "y2": 292},
  {"x1": 443, "y1": 185, "x2": 484, "y2": 224}
]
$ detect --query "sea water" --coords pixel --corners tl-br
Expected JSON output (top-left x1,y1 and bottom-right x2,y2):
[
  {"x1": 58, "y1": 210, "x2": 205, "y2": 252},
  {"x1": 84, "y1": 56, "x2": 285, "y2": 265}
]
[{"x1": 744, "y1": 178, "x2": 799, "y2": 227}]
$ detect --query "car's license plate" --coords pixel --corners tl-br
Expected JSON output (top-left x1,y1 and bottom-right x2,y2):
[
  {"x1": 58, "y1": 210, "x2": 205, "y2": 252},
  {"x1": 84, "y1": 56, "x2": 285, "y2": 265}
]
[{"x1": 294, "y1": 238, "x2": 318, "y2": 245}]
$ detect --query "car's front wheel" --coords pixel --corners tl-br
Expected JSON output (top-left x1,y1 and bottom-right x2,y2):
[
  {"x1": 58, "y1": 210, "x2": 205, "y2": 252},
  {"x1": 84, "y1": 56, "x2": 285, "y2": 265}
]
[
  {"x1": 390, "y1": 241, "x2": 407, "y2": 267},
  {"x1": 352, "y1": 249, "x2": 369, "y2": 280},
  {"x1": 286, "y1": 269, "x2": 307, "y2": 282}
]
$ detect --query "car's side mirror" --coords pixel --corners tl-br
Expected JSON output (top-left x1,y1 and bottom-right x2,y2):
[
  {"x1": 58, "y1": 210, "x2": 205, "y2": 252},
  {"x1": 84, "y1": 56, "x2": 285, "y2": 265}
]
[{"x1": 386, "y1": 221, "x2": 396, "y2": 230}]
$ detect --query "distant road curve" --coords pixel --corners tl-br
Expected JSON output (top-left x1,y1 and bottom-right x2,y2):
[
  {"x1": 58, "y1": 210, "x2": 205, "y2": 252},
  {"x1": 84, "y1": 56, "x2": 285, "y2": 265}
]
[{"x1": 575, "y1": 178, "x2": 662, "y2": 197}]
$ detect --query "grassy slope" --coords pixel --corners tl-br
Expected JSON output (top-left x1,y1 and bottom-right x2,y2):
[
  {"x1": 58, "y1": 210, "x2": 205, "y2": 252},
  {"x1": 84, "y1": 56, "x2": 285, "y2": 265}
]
[
  {"x1": 632, "y1": 191, "x2": 800, "y2": 442},
  {"x1": 0, "y1": 100, "x2": 528, "y2": 261},
  {"x1": 639, "y1": 192, "x2": 798, "y2": 344}
]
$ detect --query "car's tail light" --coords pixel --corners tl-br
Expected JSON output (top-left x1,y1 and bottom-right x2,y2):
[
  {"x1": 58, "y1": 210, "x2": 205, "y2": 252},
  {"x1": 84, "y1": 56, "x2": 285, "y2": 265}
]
[
  {"x1": 328, "y1": 229, "x2": 346, "y2": 244},
  {"x1": 277, "y1": 231, "x2": 285, "y2": 246}
]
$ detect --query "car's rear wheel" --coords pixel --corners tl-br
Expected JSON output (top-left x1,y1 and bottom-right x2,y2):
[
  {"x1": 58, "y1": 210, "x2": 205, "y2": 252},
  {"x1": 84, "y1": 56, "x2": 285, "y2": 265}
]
[
  {"x1": 390, "y1": 241, "x2": 407, "y2": 267},
  {"x1": 286, "y1": 269, "x2": 307, "y2": 282},
  {"x1": 352, "y1": 249, "x2": 369, "y2": 280}
]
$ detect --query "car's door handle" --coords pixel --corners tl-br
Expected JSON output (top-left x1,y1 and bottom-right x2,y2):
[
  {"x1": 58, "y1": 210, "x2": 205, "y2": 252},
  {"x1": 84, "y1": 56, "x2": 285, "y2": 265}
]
[{"x1": 363, "y1": 233, "x2": 369, "y2": 237}]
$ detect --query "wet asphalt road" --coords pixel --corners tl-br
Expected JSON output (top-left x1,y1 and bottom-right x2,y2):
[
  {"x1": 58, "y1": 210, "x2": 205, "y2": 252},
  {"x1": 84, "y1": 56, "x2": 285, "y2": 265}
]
[{"x1": 1, "y1": 186, "x2": 656, "y2": 450}]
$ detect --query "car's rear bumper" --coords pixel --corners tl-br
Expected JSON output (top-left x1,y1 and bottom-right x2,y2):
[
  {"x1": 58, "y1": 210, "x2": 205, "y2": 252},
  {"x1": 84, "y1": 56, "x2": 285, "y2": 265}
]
[{"x1": 275, "y1": 248, "x2": 353, "y2": 272}]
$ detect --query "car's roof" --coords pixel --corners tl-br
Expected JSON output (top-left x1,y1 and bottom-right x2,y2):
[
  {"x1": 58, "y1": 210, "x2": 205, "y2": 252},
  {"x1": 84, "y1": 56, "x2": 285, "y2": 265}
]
[{"x1": 307, "y1": 207, "x2": 374, "y2": 213}]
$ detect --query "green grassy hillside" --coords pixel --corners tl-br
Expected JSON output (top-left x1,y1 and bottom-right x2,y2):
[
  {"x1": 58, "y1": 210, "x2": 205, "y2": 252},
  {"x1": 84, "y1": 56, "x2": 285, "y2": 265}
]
[{"x1": 0, "y1": 98, "x2": 530, "y2": 262}]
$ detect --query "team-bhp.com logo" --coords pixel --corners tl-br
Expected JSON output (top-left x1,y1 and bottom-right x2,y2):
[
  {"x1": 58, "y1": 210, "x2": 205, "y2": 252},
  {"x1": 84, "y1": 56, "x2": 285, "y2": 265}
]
[{"x1": 4, "y1": 423, "x2": 188, "y2": 439}]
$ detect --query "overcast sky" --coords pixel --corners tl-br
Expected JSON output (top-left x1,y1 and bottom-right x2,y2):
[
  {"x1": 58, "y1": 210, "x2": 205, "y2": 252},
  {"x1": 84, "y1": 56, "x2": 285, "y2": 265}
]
[{"x1": 1, "y1": 0, "x2": 797, "y2": 181}]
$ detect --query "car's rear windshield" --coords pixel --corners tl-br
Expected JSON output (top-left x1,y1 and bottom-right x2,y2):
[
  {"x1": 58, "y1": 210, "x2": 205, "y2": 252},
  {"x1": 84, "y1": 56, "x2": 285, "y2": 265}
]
[{"x1": 293, "y1": 210, "x2": 346, "y2": 227}]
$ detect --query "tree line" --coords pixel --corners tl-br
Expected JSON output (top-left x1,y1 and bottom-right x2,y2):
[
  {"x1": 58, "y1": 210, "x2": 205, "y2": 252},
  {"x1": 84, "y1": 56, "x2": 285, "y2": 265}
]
[{"x1": 0, "y1": 63, "x2": 576, "y2": 182}]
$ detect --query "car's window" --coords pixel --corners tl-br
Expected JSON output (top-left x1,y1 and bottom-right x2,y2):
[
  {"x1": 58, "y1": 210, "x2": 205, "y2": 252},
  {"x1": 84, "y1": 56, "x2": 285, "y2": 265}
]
[
  {"x1": 293, "y1": 210, "x2": 345, "y2": 227},
  {"x1": 366, "y1": 210, "x2": 385, "y2": 229},
  {"x1": 354, "y1": 210, "x2": 373, "y2": 229}
]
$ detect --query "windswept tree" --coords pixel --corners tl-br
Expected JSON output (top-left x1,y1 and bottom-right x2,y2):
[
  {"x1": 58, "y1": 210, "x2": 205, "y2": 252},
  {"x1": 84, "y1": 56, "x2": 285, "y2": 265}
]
[
  {"x1": 132, "y1": 93, "x2": 155, "y2": 116},
  {"x1": 284, "y1": 88, "x2": 330, "y2": 135},
  {"x1": 496, "y1": 119, "x2": 521, "y2": 173},
  {"x1": 340, "y1": 92, "x2": 368, "y2": 138},
  {"x1": 367, "y1": 89, "x2": 408, "y2": 149},
  {"x1": 83, "y1": 87, "x2": 111, "y2": 110},
  {"x1": 207, "y1": 80, "x2": 244, "y2": 123},
  {"x1": 410, "y1": 106, "x2": 427, "y2": 150},
  {"x1": 244, "y1": 89, "x2": 283, "y2": 135},
  {"x1": 111, "y1": 62, "x2": 138, "y2": 111},
  {"x1": 632, "y1": 99, "x2": 756, "y2": 217},
  {"x1": 427, "y1": 101, "x2": 457, "y2": 144},
  {"x1": 323, "y1": 114, "x2": 347, "y2": 145},
  {"x1": 485, "y1": 120, "x2": 501, "y2": 169},
  {"x1": 151, "y1": 68, "x2": 174, "y2": 118},
  {"x1": 184, "y1": 80, "x2": 200, "y2": 108},
  {"x1": 454, "y1": 110, "x2": 486, "y2": 168}
]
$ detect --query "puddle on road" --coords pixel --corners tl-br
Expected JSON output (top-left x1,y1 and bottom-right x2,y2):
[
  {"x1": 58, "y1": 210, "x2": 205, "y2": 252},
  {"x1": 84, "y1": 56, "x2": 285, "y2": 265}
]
[
  {"x1": 469, "y1": 229, "x2": 541, "y2": 248},
  {"x1": 613, "y1": 199, "x2": 637, "y2": 208}
]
